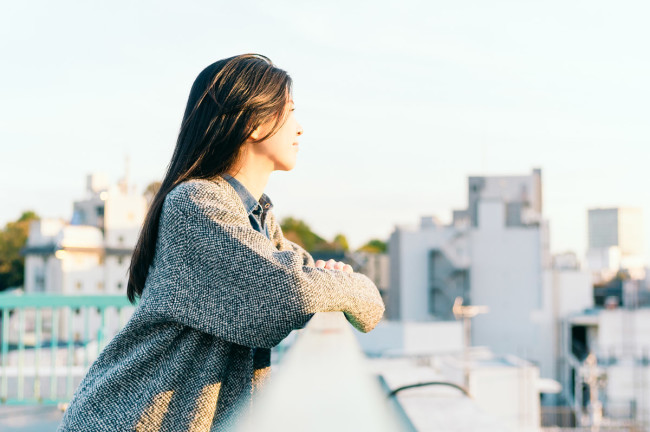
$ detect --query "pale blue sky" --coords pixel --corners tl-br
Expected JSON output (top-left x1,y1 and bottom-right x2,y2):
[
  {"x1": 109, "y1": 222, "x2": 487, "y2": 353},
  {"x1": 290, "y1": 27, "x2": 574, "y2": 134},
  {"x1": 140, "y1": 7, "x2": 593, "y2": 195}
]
[{"x1": 1, "y1": 0, "x2": 649, "y2": 260}]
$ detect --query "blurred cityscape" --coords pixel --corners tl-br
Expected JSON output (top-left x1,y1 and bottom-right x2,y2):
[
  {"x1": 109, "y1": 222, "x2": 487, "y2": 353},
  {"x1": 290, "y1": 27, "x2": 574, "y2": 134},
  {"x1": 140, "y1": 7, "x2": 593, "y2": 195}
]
[{"x1": 1, "y1": 167, "x2": 648, "y2": 431}]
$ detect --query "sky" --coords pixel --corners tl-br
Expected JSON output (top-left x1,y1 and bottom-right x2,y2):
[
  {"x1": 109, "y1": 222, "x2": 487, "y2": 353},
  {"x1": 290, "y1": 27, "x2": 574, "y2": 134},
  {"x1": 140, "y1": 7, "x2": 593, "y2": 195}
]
[{"x1": 1, "y1": 0, "x2": 649, "y2": 261}]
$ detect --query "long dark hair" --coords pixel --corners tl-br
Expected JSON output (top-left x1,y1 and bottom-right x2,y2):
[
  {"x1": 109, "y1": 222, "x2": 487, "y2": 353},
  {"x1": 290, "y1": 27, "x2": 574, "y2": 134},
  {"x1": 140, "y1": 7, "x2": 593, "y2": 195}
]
[{"x1": 127, "y1": 54, "x2": 292, "y2": 303}]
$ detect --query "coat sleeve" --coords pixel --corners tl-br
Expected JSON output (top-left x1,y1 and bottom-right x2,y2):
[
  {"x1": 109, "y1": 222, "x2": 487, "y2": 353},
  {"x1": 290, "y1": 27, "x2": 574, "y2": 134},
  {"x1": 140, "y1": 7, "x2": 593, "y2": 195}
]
[
  {"x1": 144, "y1": 186, "x2": 385, "y2": 349},
  {"x1": 265, "y1": 211, "x2": 315, "y2": 267}
]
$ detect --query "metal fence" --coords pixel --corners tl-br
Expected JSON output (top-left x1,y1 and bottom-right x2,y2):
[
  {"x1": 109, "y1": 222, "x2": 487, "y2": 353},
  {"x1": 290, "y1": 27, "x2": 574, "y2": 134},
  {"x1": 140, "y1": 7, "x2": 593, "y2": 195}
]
[
  {"x1": 0, "y1": 293, "x2": 134, "y2": 405},
  {"x1": 1, "y1": 294, "x2": 413, "y2": 431}
]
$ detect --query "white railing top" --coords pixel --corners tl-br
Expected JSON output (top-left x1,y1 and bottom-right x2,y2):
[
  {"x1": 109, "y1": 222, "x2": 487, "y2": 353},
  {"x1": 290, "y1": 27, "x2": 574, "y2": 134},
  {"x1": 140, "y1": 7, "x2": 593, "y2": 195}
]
[{"x1": 233, "y1": 312, "x2": 407, "y2": 431}]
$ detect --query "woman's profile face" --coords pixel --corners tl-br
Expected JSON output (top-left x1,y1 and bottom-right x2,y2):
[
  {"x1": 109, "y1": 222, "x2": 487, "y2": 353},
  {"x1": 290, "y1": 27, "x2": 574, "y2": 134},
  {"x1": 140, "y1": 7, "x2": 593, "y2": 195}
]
[{"x1": 252, "y1": 100, "x2": 303, "y2": 171}]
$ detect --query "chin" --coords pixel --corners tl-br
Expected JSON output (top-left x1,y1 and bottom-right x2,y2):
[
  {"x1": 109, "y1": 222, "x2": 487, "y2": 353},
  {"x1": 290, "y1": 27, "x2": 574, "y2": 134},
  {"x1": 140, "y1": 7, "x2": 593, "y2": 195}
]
[{"x1": 275, "y1": 160, "x2": 297, "y2": 171}]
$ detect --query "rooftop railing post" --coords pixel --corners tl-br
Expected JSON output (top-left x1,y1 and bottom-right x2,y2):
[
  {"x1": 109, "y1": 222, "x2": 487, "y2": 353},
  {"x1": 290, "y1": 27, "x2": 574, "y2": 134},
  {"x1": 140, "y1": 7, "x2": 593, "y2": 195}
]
[
  {"x1": 18, "y1": 308, "x2": 25, "y2": 400},
  {"x1": 1, "y1": 308, "x2": 8, "y2": 402},
  {"x1": 35, "y1": 307, "x2": 42, "y2": 402},
  {"x1": 66, "y1": 306, "x2": 74, "y2": 399},
  {"x1": 50, "y1": 307, "x2": 59, "y2": 401}
]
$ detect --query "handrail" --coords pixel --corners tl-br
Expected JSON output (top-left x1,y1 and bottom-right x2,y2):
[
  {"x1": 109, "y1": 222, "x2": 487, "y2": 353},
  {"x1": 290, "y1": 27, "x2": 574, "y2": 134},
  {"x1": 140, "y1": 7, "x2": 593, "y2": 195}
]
[
  {"x1": 1, "y1": 296, "x2": 416, "y2": 430},
  {"x1": 0, "y1": 292, "x2": 135, "y2": 405},
  {"x1": 233, "y1": 312, "x2": 411, "y2": 431},
  {"x1": 0, "y1": 293, "x2": 134, "y2": 308}
]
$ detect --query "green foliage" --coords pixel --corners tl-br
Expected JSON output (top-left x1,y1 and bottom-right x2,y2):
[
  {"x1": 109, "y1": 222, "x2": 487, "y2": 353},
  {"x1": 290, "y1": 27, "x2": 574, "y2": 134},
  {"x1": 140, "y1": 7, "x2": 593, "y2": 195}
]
[
  {"x1": 280, "y1": 218, "x2": 350, "y2": 252},
  {"x1": 279, "y1": 217, "x2": 385, "y2": 254},
  {"x1": 332, "y1": 234, "x2": 349, "y2": 252},
  {"x1": 357, "y1": 239, "x2": 387, "y2": 253},
  {"x1": 144, "y1": 181, "x2": 162, "y2": 206},
  {"x1": 0, "y1": 211, "x2": 39, "y2": 291},
  {"x1": 280, "y1": 217, "x2": 327, "y2": 251}
]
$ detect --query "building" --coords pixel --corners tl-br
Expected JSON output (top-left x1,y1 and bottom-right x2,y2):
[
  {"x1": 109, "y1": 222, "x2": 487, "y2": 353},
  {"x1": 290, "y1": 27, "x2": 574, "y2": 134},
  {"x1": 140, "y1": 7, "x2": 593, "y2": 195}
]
[
  {"x1": 24, "y1": 173, "x2": 146, "y2": 295},
  {"x1": 587, "y1": 207, "x2": 645, "y2": 283},
  {"x1": 22, "y1": 173, "x2": 146, "y2": 338},
  {"x1": 563, "y1": 304, "x2": 650, "y2": 429},
  {"x1": 388, "y1": 168, "x2": 593, "y2": 390},
  {"x1": 466, "y1": 168, "x2": 543, "y2": 228},
  {"x1": 353, "y1": 319, "x2": 545, "y2": 431}
]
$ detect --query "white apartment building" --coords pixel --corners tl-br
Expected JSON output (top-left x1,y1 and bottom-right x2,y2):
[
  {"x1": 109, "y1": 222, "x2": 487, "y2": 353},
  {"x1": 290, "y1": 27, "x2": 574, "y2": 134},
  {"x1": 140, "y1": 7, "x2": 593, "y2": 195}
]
[
  {"x1": 22, "y1": 173, "x2": 146, "y2": 339},
  {"x1": 24, "y1": 173, "x2": 146, "y2": 296},
  {"x1": 563, "y1": 303, "x2": 650, "y2": 429},
  {"x1": 388, "y1": 169, "x2": 593, "y2": 387}
]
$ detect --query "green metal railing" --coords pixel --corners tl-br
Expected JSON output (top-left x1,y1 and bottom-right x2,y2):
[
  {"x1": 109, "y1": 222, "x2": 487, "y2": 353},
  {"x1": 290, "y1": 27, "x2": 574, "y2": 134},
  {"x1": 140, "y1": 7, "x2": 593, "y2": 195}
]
[
  {"x1": 0, "y1": 293, "x2": 134, "y2": 405},
  {"x1": 1, "y1": 295, "x2": 416, "y2": 429}
]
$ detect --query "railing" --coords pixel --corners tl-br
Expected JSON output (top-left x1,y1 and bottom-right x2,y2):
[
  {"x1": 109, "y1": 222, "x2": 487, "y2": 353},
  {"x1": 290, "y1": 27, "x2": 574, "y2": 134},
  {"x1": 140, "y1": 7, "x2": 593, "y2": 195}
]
[
  {"x1": 1, "y1": 294, "x2": 415, "y2": 430},
  {"x1": 0, "y1": 293, "x2": 134, "y2": 405},
  {"x1": 234, "y1": 312, "x2": 413, "y2": 431}
]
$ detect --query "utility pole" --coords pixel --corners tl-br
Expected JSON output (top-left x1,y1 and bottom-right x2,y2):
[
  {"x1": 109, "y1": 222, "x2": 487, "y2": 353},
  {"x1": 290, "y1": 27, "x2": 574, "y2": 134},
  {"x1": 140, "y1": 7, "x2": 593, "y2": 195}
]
[{"x1": 453, "y1": 297, "x2": 489, "y2": 391}]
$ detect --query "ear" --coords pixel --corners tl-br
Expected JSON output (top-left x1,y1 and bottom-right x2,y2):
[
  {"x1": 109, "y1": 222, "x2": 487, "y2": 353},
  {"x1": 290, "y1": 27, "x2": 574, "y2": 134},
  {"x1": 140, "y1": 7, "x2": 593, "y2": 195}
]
[{"x1": 249, "y1": 125, "x2": 263, "y2": 141}]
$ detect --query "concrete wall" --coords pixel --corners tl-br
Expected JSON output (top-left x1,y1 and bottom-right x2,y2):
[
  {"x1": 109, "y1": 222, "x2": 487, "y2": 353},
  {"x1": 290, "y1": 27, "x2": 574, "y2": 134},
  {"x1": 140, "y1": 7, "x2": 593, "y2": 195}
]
[
  {"x1": 354, "y1": 320, "x2": 464, "y2": 356},
  {"x1": 388, "y1": 222, "x2": 458, "y2": 321},
  {"x1": 469, "y1": 200, "x2": 548, "y2": 375}
]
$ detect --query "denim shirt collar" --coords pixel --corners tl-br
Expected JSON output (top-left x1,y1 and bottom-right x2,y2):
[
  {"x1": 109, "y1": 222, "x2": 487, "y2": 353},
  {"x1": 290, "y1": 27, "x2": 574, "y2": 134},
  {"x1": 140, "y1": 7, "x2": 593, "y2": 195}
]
[{"x1": 220, "y1": 173, "x2": 274, "y2": 216}]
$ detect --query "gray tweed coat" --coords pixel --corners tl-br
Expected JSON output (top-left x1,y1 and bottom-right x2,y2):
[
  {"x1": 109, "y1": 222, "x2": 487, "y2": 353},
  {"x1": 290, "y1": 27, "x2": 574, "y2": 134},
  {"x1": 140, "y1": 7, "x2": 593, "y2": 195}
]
[{"x1": 58, "y1": 177, "x2": 385, "y2": 431}]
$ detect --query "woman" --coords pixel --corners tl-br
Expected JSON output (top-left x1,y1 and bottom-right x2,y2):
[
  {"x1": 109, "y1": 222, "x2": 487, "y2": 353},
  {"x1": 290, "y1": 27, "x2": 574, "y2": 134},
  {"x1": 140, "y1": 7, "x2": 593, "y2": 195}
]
[{"x1": 58, "y1": 54, "x2": 384, "y2": 431}]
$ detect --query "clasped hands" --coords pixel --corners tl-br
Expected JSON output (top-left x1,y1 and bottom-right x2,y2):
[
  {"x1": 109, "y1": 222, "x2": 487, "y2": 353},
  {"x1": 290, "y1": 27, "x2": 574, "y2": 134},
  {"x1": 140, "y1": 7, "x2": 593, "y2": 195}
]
[{"x1": 314, "y1": 259, "x2": 353, "y2": 274}]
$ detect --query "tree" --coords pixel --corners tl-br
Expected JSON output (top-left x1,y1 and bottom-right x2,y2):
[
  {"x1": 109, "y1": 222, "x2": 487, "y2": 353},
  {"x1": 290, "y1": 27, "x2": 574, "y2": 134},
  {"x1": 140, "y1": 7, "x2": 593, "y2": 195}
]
[
  {"x1": 332, "y1": 234, "x2": 349, "y2": 252},
  {"x1": 357, "y1": 239, "x2": 387, "y2": 254},
  {"x1": 0, "y1": 211, "x2": 39, "y2": 291},
  {"x1": 144, "y1": 181, "x2": 162, "y2": 207},
  {"x1": 279, "y1": 217, "x2": 353, "y2": 252},
  {"x1": 280, "y1": 217, "x2": 328, "y2": 251}
]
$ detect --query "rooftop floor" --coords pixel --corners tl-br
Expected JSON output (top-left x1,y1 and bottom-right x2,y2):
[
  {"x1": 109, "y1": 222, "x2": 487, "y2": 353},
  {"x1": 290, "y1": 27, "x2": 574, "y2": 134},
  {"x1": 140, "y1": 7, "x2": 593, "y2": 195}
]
[{"x1": 0, "y1": 405, "x2": 63, "y2": 432}]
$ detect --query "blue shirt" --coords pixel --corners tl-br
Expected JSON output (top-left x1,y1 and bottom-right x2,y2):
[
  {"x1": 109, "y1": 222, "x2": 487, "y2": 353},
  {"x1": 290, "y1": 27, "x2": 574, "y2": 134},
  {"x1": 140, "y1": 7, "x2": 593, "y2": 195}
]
[{"x1": 220, "y1": 173, "x2": 273, "y2": 239}]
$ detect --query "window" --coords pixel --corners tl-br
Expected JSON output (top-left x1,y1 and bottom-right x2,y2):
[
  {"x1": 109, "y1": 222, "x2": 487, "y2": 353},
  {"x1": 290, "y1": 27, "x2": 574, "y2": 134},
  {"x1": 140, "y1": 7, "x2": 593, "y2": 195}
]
[{"x1": 35, "y1": 273, "x2": 45, "y2": 292}]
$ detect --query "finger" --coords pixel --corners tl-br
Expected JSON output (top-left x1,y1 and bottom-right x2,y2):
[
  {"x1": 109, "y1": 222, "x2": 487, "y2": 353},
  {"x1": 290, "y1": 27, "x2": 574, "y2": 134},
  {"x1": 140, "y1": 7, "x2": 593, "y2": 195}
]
[
  {"x1": 325, "y1": 259, "x2": 336, "y2": 269},
  {"x1": 343, "y1": 264, "x2": 353, "y2": 273},
  {"x1": 334, "y1": 261, "x2": 345, "y2": 270},
  {"x1": 315, "y1": 260, "x2": 326, "y2": 269}
]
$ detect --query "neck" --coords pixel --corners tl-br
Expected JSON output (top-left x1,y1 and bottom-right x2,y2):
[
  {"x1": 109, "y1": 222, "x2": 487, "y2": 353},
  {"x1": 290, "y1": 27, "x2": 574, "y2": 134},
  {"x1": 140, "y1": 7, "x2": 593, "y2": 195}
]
[{"x1": 226, "y1": 160, "x2": 272, "y2": 201}]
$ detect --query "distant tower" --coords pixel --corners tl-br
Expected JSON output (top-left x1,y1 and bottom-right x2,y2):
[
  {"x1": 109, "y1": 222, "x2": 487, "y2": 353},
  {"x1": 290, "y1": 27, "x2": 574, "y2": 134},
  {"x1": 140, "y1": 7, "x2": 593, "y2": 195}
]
[{"x1": 119, "y1": 155, "x2": 131, "y2": 194}]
